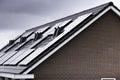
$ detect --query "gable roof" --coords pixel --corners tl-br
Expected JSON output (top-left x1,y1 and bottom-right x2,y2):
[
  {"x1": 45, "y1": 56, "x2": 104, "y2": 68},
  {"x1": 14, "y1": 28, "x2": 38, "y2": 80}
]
[{"x1": 0, "y1": 2, "x2": 120, "y2": 79}]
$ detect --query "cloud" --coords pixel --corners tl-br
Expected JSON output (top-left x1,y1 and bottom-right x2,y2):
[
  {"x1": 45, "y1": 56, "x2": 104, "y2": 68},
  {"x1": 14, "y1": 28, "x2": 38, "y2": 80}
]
[
  {"x1": 0, "y1": 13, "x2": 53, "y2": 30},
  {"x1": 0, "y1": 0, "x2": 120, "y2": 48},
  {"x1": 0, "y1": 0, "x2": 114, "y2": 30},
  {"x1": 0, "y1": 30, "x2": 23, "y2": 49},
  {"x1": 0, "y1": 0, "x2": 114, "y2": 15},
  {"x1": 0, "y1": 0, "x2": 63, "y2": 15}
]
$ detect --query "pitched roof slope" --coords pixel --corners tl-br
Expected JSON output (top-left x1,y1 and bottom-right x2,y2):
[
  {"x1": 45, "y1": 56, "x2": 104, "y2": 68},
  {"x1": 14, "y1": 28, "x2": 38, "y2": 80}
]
[{"x1": 0, "y1": 2, "x2": 119, "y2": 79}]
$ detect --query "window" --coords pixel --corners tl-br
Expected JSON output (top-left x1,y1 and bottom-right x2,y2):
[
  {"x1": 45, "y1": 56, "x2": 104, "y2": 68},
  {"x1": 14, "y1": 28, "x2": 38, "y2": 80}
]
[{"x1": 101, "y1": 78, "x2": 116, "y2": 80}]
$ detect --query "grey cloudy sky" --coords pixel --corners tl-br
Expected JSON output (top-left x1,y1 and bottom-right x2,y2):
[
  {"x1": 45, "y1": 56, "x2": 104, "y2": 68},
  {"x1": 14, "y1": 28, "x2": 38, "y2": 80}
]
[{"x1": 0, "y1": 0, "x2": 120, "y2": 48}]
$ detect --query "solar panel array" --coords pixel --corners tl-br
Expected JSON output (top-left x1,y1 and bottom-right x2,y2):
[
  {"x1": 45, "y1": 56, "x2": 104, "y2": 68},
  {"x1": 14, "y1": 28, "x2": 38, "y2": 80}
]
[{"x1": 0, "y1": 13, "x2": 92, "y2": 73}]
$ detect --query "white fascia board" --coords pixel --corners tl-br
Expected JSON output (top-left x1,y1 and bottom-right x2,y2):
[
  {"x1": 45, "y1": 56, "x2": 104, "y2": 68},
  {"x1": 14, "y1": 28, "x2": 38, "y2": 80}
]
[
  {"x1": 110, "y1": 6, "x2": 120, "y2": 16},
  {"x1": 0, "y1": 73, "x2": 34, "y2": 79},
  {"x1": 23, "y1": 6, "x2": 120, "y2": 74}
]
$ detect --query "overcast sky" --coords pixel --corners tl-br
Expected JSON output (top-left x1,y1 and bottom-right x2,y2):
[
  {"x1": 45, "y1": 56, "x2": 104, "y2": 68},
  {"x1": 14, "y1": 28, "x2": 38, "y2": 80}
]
[{"x1": 0, "y1": 0, "x2": 120, "y2": 49}]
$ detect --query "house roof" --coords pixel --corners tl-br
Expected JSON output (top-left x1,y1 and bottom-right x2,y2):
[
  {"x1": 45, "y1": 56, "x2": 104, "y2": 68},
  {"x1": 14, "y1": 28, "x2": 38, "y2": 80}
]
[{"x1": 0, "y1": 2, "x2": 120, "y2": 79}]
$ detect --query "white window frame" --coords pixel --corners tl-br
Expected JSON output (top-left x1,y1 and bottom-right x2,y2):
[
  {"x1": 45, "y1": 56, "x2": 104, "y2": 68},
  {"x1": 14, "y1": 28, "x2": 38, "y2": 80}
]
[{"x1": 101, "y1": 78, "x2": 116, "y2": 80}]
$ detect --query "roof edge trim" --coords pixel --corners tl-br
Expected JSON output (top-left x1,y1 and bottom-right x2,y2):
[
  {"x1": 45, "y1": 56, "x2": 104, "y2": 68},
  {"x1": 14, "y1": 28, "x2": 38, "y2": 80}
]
[
  {"x1": 23, "y1": 5, "x2": 120, "y2": 74},
  {"x1": 0, "y1": 73, "x2": 34, "y2": 79},
  {"x1": 110, "y1": 6, "x2": 120, "y2": 16}
]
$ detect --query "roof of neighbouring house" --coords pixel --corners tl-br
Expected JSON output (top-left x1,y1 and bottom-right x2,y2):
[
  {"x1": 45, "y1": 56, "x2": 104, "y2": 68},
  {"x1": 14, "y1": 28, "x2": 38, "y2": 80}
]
[{"x1": 0, "y1": 2, "x2": 119, "y2": 79}]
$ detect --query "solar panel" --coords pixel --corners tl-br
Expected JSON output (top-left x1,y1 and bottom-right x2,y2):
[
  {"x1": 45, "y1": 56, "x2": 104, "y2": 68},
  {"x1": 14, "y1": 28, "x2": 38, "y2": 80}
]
[
  {"x1": 0, "y1": 45, "x2": 8, "y2": 52},
  {"x1": 19, "y1": 36, "x2": 54, "y2": 65},
  {"x1": 63, "y1": 13, "x2": 92, "y2": 33},
  {"x1": 46, "y1": 23, "x2": 61, "y2": 35},
  {"x1": 30, "y1": 37, "x2": 44, "y2": 49},
  {"x1": 0, "y1": 45, "x2": 13, "y2": 58},
  {"x1": 19, "y1": 14, "x2": 91, "y2": 65},
  {"x1": 0, "y1": 38, "x2": 20, "y2": 53},
  {"x1": 0, "y1": 52, "x2": 6, "y2": 58},
  {"x1": 30, "y1": 19, "x2": 72, "y2": 48},
  {"x1": 12, "y1": 34, "x2": 34, "y2": 51},
  {"x1": 15, "y1": 38, "x2": 21, "y2": 43},
  {"x1": 16, "y1": 39, "x2": 33, "y2": 51},
  {"x1": 26, "y1": 34, "x2": 34, "y2": 41},
  {"x1": 18, "y1": 13, "x2": 92, "y2": 65},
  {"x1": 1, "y1": 46, "x2": 13, "y2": 53},
  {"x1": 0, "y1": 35, "x2": 21, "y2": 52},
  {"x1": 3, "y1": 50, "x2": 25, "y2": 65},
  {"x1": 0, "y1": 51, "x2": 17, "y2": 64},
  {"x1": 32, "y1": 35, "x2": 54, "y2": 49},
  {"x1": 30, "y1": 34, "x2": 53, "y2": 49},
  {"x1": 46, "y1": 19, "x2": 72, "y2": 35},
  {"x1": 0, "y1": 42, "x2": 22, "y2": 64},
  {"x1": 8, "y1": 49, "x2": 34, "y2": 65},
  {"x1": 4, "y1": 42, "x2": 19, "y2": 53},
  {"x1": 1, "y1": 37, "x2": 21, "y2": 52},
  {"x1": 19, "y1": 47, "x2": 44, "y2": 65}
]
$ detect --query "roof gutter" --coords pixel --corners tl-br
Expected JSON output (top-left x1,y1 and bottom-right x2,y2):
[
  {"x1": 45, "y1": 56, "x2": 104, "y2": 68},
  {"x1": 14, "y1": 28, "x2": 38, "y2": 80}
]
[{"x1": 0, "y1": 73, "x2": 34, "y2": 79}]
